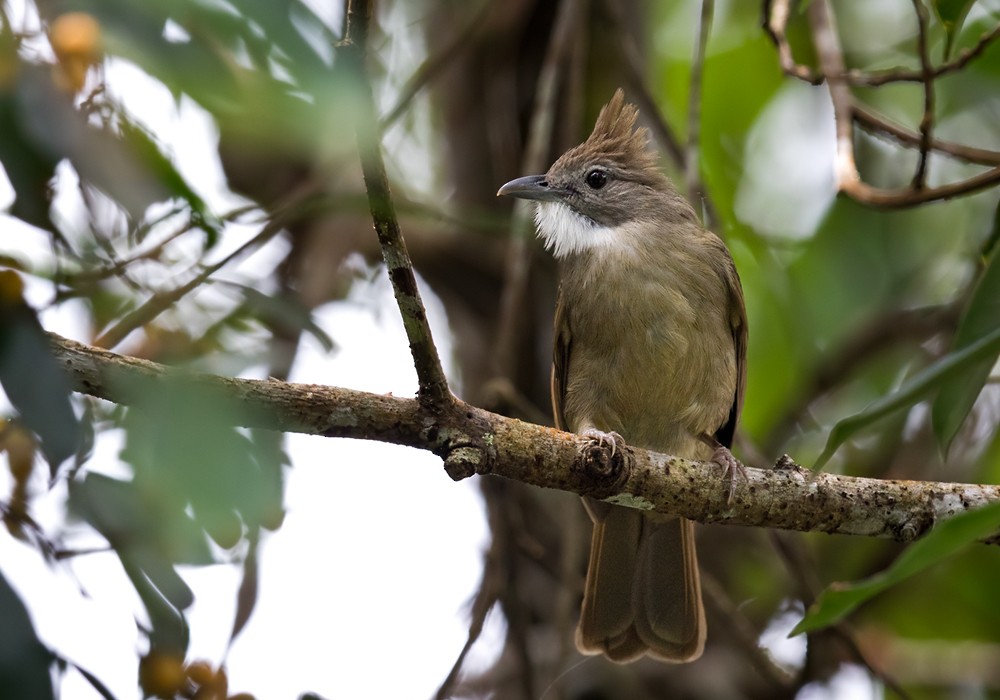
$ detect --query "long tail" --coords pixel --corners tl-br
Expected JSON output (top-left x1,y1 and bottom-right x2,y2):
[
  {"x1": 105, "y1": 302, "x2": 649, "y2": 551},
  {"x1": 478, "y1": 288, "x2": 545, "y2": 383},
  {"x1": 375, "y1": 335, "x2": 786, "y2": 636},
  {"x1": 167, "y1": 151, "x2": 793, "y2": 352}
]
[{"x1": 575, "y1": 501, "x2": 705, "y2": 663}]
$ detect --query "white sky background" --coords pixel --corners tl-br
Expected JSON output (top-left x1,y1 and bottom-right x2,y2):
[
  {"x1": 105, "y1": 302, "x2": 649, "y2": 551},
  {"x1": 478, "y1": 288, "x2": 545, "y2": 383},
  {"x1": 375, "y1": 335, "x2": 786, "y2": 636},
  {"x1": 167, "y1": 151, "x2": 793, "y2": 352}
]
[{"x1": 0, "y1": 1, "x2": 501, "y2": 698}]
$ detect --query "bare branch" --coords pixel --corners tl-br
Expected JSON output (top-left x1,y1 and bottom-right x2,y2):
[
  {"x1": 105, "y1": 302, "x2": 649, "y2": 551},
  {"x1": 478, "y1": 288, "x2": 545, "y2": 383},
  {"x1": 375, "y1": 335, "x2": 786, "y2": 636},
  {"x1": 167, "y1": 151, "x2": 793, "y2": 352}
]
[
  {"x1": 841, "y1": 164, "x2": 1000, "y2": 208},
  {"x1": 764, "y1": 0, "x2": 824, "y2": 85},
  {"x1": 763, "y1": 304, "x2": 960, "y2": 455},
  {"x1": 854, "y1": 105, "x2": 1000, "y2": 167},
  {"x1": 766, "y1": 2, "x2": 1000, "y2": 87},
  {"x1": 855, "y1": 22, "x2": 1000, "y2": 87},
  {"x1": 807, "y1": 0, "x2": 860, "y2": 195},
  {"x1": 50, "y1": 333, "x2": 1000, "y2": 543},
  {"x1": 806, "y1": 0, "x2": 1000, "y2": 208},
  {"x1": 601, "y1": 0, "x2": 686, "y2": 168},
  {"x1": 342, "y1": 0, "x2": 450, "y2": 406},
  {"x1": 435, "y1": 545, "x2": 500, "y2": 700},
  {"x1": 600, "y1": 0, "x2": 720, "y2": 226},
  {"x1": 910, "y1": 0, "x2": 933, "y2": 190},
  {"x1": 495, "y1": 0, "x2": 581, "y2": 383},
  {"x1": 93, "y1": 209, "x2": 289, "y2": 350},
  {"x1": 379, "y1": 0, "x2": 493, "y2": 129},
  {"x1": 700, "y1": 572, "x2": 795, "y2": 690},
  {"x1": 768, "y1": 532, "x2": 911, "y2": 698},
  {"x1": 686, "y1": 0, "x2": 714, "y2": 206}
]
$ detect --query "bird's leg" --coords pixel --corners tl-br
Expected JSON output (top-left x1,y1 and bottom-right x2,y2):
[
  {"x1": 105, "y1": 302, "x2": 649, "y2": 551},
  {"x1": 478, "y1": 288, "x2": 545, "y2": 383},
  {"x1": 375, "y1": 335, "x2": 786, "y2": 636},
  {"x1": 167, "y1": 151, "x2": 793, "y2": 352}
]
[{"x1": 700, "y1": 435, "x2": 747, "y2": 505}]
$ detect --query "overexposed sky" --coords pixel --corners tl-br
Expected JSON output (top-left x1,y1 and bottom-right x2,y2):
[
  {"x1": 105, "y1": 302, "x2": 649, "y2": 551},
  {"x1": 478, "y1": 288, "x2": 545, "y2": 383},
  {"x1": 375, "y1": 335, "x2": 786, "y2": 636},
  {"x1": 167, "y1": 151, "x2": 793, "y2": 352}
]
[{"x1": 0, "y1": 3, "x2": 498, "y2": 696}]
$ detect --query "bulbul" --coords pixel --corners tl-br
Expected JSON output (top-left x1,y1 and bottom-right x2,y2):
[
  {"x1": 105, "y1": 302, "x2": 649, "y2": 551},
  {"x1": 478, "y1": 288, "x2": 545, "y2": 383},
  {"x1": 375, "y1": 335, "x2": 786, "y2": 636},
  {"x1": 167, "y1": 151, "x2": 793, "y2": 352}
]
[{"x1": 497, "y1": 90, "x2": 747, "y2": 663}]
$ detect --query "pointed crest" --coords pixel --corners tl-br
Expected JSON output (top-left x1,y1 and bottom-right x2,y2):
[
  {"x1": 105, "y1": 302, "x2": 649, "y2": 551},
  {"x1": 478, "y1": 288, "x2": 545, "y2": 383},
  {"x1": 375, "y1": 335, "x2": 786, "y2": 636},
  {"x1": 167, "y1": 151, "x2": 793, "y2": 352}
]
[{"x1": 554, "y1": 89, "x2": 664, "y2": 186}]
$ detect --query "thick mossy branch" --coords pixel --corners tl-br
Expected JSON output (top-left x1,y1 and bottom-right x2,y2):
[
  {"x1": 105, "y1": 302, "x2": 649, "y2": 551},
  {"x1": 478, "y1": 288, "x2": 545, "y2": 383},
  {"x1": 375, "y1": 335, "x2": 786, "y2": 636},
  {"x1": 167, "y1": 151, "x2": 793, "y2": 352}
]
[{"x1": 51, "y1": 333, "x2": 1000, "y2": 543}]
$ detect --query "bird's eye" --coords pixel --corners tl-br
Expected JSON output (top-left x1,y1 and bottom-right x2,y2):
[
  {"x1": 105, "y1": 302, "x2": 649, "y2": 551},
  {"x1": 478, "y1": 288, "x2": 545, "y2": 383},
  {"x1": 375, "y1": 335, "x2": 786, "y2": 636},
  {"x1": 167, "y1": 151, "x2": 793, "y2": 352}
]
[{"x1": 585, "y1": 169, "x2": 608, "y2": 189}]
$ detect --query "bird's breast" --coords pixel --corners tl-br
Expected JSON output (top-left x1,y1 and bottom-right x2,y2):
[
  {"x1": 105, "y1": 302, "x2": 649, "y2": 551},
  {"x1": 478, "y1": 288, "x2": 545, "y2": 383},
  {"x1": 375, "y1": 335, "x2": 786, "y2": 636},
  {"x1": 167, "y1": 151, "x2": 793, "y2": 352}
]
[{"x1": 559, "y1": 245, "x2": 736, "y2": 458}]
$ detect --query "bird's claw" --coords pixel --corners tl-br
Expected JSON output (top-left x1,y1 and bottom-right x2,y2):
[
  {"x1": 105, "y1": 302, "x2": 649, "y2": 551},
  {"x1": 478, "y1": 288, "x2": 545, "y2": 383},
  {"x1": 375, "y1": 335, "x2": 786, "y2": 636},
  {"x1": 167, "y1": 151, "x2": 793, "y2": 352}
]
[
  {"x1": 713, "y1": 446, "x2": 747, "y2": 505},
  {"x1": 582, "y1": 429, "x2": 626, "y2": 457}
]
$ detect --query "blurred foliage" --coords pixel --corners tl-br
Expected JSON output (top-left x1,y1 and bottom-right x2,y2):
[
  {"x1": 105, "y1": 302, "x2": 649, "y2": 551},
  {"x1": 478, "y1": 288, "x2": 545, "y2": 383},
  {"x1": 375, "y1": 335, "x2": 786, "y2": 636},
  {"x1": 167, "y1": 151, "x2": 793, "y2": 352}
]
[
  {"x1": 0, "y1": 269, "x2": 79, "y2": 471},
  {"x1": 933, "y1": 242, "x2": 1000, "y2": 454},
  {"x1": 0, "y1": 0, "x2": 999, "y2": 698},
  {"x1": 795, "y1": 501, "x2": 1000, "y2": 635},
  {"x1": 0, "y1": 567, "x2": 54, "y2": 700}
]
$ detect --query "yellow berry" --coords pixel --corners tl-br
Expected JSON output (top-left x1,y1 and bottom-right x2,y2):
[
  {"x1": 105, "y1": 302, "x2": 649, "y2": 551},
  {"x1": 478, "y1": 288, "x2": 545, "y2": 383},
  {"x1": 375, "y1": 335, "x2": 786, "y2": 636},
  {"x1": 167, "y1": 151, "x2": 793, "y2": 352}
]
[
  {"x1": 49, "y1": 12, "x2": 101, "y2": 60},
  {"x1": 185, "y1": 660, "x2": 215, "y2": 687},
  {"x1": 48, "y1": 12, "x2": 101, "y2": 92},
  {"x1": 138, "y1": 651, "x2": 186, "y2": 699}
]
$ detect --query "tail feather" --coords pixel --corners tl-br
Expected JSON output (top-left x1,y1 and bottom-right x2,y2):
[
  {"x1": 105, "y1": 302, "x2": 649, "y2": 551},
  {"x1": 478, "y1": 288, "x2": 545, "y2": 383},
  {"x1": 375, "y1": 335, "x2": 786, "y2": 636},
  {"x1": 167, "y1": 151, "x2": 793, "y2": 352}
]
[
  {"x1": 576, "y1": 501, "x2": 705, "y2": 663},
  {"x1": 633, "y1": 516, "x2": 706, "y2": 661}
]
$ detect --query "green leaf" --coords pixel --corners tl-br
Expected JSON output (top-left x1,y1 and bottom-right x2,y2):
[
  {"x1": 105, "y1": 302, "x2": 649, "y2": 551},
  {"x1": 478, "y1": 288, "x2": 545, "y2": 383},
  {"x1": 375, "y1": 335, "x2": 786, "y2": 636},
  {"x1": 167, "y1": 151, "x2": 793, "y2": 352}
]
[
  {"x1": 15, "y1": 65, "x2": 171, "y2": 221},
  {"x1": 932, "y1": 245, "x2": 1000, "y2": 455},
  {"x1": 130, "y1": 547, "x2": 194, "y2": 611},
  {"x1": 0, "y1": 272, "x2": 81, "y2": 472},
  {"x1": 931, "y1": 0, "x2": 977, "y2": 58},
  {"x1": 815, "y1": 325, "x2": 1000, "y2": 469},
  {"x1": 235, "y1": 285, "x2": 336, "y2": 353},
  {"x1": 793, "y1": 500, "x2": 1000, "y2": 635},
  {"x1": 70, "y1": 473, "x2": 145, "y2": 544},
  {"x1": 120, "y1": 555, "x2": 190, "y2": 656},
  {"x1": 0, "y1": 27, "x2": 59, "y2": 235},
  {"x1": 120, "y1": 383, "x2": 286, "y2": 538},
  {"x1": 118, "y1": 116, "x2": 221, "y2": 242},
  {"x1": 71, "y1": 473, "x2": 195, "y2": 653},
  {"x1": 0, "y1": 568, "x2": 55, "y2": 700},
  {"x1": 0, "y1": 92, "x2": 59, "y2": 234},
  {"x1": 229, "y1": 529, "x2": 260, "y2": 646}
]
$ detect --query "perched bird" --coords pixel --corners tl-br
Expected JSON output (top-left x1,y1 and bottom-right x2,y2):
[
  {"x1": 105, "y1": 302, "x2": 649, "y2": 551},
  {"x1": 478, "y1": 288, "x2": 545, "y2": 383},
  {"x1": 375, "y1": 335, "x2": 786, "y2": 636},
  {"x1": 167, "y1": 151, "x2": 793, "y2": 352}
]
[{"x1": 497, "y1": 89, "x2": 747, "y2": 663}]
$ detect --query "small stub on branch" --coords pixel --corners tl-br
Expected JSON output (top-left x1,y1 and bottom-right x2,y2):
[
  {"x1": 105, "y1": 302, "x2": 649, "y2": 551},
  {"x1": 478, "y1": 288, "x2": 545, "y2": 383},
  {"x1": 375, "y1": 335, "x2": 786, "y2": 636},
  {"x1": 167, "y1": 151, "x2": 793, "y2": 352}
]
[{"x1": 443, "y1": 446, "x2": 483, "y2": 481}]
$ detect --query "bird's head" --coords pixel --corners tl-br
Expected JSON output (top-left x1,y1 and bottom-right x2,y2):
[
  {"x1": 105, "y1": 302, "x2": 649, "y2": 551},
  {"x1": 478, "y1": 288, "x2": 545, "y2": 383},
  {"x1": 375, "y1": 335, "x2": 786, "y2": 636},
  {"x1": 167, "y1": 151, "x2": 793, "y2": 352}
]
[{"x1": 498, "y1": 89, "x2": 690, "y2": 258}]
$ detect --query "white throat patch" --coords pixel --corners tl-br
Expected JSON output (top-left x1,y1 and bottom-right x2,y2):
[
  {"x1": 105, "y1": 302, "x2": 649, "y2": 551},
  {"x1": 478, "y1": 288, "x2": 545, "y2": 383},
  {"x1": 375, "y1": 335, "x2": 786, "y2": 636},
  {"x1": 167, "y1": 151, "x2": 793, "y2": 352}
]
[{"x1": 534, "y1": 201, "x2": 625, "y2": 258}]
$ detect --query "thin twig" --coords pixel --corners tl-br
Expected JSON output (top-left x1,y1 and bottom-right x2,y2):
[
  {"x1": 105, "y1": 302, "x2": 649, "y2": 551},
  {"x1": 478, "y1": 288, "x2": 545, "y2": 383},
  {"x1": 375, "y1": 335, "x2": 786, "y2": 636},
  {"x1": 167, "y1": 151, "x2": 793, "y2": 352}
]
[
  {"x1": 342, "y1": 0, "x2": 450, "y2": 406},
  {"x1": 854, "y1": 22, "x2": 1000, "y2": 87},
  {"x1": 92, "y1": 207, "x2": 292, "y2": 350},
  {"x1": 700, "y1": 572, "x2": 796, "y2": 690},
  {"x1": 494, "y1": 0, "x2": 581, "y2": 383},
  {"x1": 434, "y1": 545, "x2": 501, "y2": 700},
  {"x1": 832, "y1": 622, "x2": 913, "y2": 699},
  {"x1": 763, "y1": 304, "x2": 960, "y2": 455},
  {"x1": 764, "y1": 0, "x2": 824, "y2": 85},
  {"x1": 601, "y1": 0, "x2": 686, "y2": 168},
  {"x1": 57, "y1": 205, "x2": 258, "y2": 292},
  {"x1": 807, "y1": 0, "x2": 859, "y2": 196},
  {"x1": 842, "y1": 163, "x2": 1000, "y2": 208},
  {"x1": 686, "y1": 0, "x2": 714, "y2": 208},
  {"x1": 379, "y1": 0, "x2": 493, "y2": 129},
  {"x1": 601, "y1": 0, "x2": 719, "y2": 224},
  {"x1": 910, "y1": 0, "x2": 934, "y2": 190},
  {"x1": 854, "y1": 105, "x2": 1000, "y2": 167},
  {"x1": 766, "y1": 2, "x2": 1000, "y2": 87},
  {"x1": 768, "y1": 532, "x2": 912, "y2": 699},
  {"x1": 804, "y1": 0, "x2": 1000, "y2": 208}
]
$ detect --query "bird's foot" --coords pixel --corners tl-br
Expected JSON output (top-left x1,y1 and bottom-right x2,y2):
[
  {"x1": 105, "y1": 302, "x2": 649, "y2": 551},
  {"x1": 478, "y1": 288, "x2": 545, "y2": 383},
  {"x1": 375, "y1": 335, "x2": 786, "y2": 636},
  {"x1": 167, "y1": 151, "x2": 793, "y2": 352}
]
[
  {"x1": 713, "y1": 445, "x2": 747, "y2": 505},
  {"x1": 579, "y1": 429, "x2": 628, "y2": 482},
  {"x1": 582, "y1": 429, "x2": 626, "y2": 457}
]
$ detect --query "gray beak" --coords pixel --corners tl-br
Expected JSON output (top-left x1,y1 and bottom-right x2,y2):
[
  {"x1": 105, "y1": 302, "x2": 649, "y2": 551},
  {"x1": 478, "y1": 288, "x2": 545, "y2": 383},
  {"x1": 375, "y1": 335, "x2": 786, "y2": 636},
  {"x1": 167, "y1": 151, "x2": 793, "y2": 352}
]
[{"x1": 497, "y1": 175, "x2": 561, "y2": 202}]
